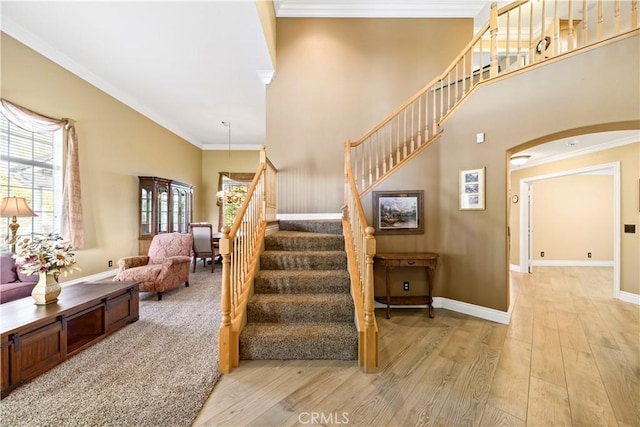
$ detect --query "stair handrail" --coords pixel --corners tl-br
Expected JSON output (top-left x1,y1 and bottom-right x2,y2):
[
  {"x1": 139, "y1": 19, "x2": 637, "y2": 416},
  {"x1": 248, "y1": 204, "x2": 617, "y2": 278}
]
[
  {"x1": 347, "y1": 0, "x2": 640, "y2": 195},
  {"x1": 219, "y1": 146, "x2": 277, "y2": 373},
  {"x1": 343, "y1": 141, "x2": 378, "y2": 372},
  {"x1": 343, "y1": 0, "x2": 638, "y2": 373}
]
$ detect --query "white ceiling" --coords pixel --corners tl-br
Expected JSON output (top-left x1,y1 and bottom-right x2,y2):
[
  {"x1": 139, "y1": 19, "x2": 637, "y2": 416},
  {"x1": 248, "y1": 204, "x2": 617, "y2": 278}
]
[
  {"x1": 1, "y1": 1, "x2": 635, "y2": 159},
  {"x1": 512, "y1": 130, "x2": 640, "y2": 169},
  {"x1": 1, "y1": 1, "x2": 274, "y2": 150},
  {"x1": 0, "y1": 1, "x2": 495, "y2": 151}
]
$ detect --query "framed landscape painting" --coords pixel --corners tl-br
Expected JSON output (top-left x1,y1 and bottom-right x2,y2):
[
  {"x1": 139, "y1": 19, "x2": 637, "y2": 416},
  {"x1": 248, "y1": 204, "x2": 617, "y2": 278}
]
[
  {"x1": 459, "y1": 167, "x2": 485, "y2": 210},
  {"x1": 373, "y1": 190, "x2": 424, "y2": 235}
]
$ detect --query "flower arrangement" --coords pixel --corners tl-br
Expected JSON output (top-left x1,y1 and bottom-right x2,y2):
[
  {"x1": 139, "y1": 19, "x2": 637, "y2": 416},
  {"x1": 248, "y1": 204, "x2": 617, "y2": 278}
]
[{"x1": 14, "y1": 233, "x2": 79, "y2": 280}]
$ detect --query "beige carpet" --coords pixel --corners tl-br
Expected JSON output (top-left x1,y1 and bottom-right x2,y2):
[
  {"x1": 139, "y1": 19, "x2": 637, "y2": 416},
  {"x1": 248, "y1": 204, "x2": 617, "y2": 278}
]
[{"x1": 0, "y1": 269, "x2": 222, "y2": 427}]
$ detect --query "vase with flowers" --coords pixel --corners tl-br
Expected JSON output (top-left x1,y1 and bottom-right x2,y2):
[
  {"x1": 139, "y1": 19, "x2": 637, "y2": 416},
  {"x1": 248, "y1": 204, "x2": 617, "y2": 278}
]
[{"x1": 14, "y1": 233, "x2": 79, "y2": 305}]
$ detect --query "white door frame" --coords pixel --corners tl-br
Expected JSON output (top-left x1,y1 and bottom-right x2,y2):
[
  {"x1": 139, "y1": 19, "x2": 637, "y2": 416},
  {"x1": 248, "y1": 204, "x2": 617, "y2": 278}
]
[{"x1": 517, "y1": 162, "x2": 621, "y2": 298}]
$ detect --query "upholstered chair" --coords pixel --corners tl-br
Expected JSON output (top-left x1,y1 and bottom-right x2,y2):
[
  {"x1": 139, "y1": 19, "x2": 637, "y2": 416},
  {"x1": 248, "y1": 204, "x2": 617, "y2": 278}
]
[
  {"x1": 113, "y1": 233, "x2": 193, "y2": 300},
  {"x1": 189, "y1": 223, "x2": 215, "y2": 273}
]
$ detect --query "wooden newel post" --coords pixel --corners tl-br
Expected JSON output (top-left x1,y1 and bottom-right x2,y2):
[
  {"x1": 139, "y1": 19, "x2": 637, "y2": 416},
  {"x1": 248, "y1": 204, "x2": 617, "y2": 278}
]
[
  {"x1": 490, "y1": 2, "x2": 499, "y2": 78},
  {"x1": 218, "y1": 225, "x2": 233, "y2": 373},
  {"x1": 363, "y1": 226, "x2": 378, "y2": 372}
]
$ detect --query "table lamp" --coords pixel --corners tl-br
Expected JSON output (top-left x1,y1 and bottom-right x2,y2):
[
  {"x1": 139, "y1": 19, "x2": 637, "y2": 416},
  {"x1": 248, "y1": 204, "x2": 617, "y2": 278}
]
[{"x1": 0, "y1": 196, "x2": 37, "y2": 252}]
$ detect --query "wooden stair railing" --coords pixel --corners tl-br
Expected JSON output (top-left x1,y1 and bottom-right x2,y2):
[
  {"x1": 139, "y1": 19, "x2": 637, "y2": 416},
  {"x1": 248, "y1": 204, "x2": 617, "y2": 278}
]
[
  {"x1": 343, "y1": 145, "x2": 377, "y2": 372},
  {"x1": 219, "y1": 146, "x2": 277, "y2": 373},
  {"x1": 343, "y1": 0, "x2": 639, "y2": 372},
  {"x1": 348, "y1": 0, "x2": 639, "y2": 196}
]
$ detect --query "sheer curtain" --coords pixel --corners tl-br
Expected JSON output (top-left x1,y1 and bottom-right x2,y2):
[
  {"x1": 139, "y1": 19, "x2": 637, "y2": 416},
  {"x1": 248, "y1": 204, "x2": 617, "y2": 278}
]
[{"x1": 0, "y1": 98, "x2": 84, "y2": 248}]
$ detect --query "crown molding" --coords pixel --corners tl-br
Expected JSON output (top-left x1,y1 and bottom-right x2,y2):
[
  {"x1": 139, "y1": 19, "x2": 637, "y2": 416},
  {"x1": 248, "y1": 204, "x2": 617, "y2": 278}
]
[
  {"x1": 274, "y1": 0, "x2": 488, "y2": 18},
  {"x1": 1, "y1": 16, "x2": 204, "y2": 149},
  {"x1": 202, "y1": 144, "x2": 264, "y2": 151}
]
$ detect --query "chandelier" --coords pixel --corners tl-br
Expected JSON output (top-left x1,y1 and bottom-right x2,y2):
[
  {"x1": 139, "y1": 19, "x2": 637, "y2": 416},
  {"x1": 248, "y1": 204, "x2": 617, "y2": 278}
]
[{"x1": 216, "y1": 121, "x2": 244, "y2": 205}]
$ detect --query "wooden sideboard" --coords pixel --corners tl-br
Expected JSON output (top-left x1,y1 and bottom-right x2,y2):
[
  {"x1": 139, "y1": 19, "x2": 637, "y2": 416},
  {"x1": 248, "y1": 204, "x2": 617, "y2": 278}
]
[
  {"x1": 1, "y1": 280, "x2": 139, "y2": 398},
  {"x1": 374, "y1": 252, "x2": 439, "y2": 319}
]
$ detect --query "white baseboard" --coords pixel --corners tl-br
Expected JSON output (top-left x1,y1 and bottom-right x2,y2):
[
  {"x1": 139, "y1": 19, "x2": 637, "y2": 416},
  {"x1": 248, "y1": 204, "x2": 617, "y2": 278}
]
[
  {"x1": 374, "y1": 297, "x2": 510, "y2": 324},
  {"x1": 60, "y1": 269, "x2": 118, "y2": 287},
  {"x1": 510, "y1": 264, "x2": 526, "y2": 272},
  {"x1": 531, "y1": 260, "x2": 614, "y2": 267},
  {"x1": 619, "y1": 291, "x2": 640, "y2": 305},
  {"x1": 277, "y1": 213, "x2": 342, "y2": 220}
]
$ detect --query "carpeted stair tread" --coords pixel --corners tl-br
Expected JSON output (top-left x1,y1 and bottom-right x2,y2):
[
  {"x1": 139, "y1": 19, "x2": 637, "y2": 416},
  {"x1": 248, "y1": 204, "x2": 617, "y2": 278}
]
[
  {"x1": 265, "y1": 231, "x2": 345, "y2": 251},
  {"x1": 260, "y1": 250, "x2": 347, "y2": 270},
  {"x1": 247, "y1": 293, "x2": 354, "y2": 323},
  {"x1": 239, "y1": 322, "x2": 358, "y2": 360},
  {"x1": 278, "y1": 220, "x2": 343, "y2": 235},
  {"x1": 255, "y1": 270, "x2": 350, "y2": 294},
  {"x1": 243, "y1": 219, "x2": 357, "y2": 363}
]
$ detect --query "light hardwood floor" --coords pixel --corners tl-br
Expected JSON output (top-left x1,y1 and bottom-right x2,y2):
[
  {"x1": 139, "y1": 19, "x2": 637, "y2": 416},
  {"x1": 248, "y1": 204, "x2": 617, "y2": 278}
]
[{"x1": 193, "y1": 267, "x2": 640, "y2": 426}]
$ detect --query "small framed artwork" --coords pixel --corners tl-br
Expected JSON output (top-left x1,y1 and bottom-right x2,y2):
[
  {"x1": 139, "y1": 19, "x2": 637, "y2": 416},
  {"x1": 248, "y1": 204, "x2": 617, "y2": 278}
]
[
  {"x1": 373, "y1": 190, "x2": 424, "y2": 235},
  {"x1": 459, "y1": 167, "x2": 485, "y2": 210}
]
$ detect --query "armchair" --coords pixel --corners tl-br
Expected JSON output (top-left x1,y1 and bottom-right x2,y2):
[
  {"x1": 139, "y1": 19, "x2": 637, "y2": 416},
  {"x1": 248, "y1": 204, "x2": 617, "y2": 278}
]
[
  {"x1": 113, "y1": 233, "x2": 193, "y2": 300},
  {"x1": 189, "y1": 223, "x2": 215, "y2": 273}
]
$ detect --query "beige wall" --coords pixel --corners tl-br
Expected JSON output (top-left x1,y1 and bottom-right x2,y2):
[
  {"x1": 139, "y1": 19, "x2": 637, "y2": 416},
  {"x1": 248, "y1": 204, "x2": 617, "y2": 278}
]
[
  {"x1": 434, "y1": 34, "x2": 639, "y2": 308},
  {"x1": 509, "y1": 143, "x2": 639, "y2": 294},
  {"x1": 1, "y1": 33, "x2": 203, "y2": 280},
  {"x1": 267, "y1": 17, "x2": 473, "y2": 213},
  {"x1": 201, "y1": 149, "x2": 261, "y2": 232},
  {"x1": 268, "y1": 22, "x2": 639, "y2": 308},
  {"x1": 255, "y1": 0, "x2": 277, "y2": 68},
  {"x1": 531, "y1": 174, "x2": 614, "y2": 261}
]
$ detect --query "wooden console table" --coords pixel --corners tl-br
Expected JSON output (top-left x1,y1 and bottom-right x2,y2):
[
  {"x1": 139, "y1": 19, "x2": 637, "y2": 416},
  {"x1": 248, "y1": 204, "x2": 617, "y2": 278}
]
[
  {"x1": 374, "y1": 252, "x2": 439, "y2": 319},
  {"x1": 1, "y1": 280, "x2": 139, "y2": 398}
]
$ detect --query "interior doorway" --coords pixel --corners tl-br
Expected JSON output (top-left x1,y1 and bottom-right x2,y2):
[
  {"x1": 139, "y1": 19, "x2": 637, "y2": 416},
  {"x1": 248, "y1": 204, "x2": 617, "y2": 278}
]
[{"x1": 516, "y1": 162, "x2": 620, "y2": 298}]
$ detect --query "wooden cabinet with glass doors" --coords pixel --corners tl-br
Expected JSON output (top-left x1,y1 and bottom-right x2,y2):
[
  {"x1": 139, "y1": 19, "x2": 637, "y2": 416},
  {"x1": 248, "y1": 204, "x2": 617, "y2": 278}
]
[{"x1": 138, "y1": 176, "x2": 193, "y2": 255}]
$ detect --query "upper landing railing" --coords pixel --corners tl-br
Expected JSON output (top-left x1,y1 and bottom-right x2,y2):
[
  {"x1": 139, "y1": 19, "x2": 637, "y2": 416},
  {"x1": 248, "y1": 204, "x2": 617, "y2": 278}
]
[
  {"x1": 342, "y1": 0, "x2": 638, "y2": 373},
  {"x1": 347, "y1": 0, "x2": 639, "y2": 196}
]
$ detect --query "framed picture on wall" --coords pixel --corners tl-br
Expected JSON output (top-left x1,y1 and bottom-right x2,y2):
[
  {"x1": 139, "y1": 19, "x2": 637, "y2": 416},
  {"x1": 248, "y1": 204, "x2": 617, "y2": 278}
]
[
  {"x1": 459, "y1": 167, "x2": 485, "y2": 210},
  {"x1": 373, "y1": 190, "x2": 424, "y2": 235}
]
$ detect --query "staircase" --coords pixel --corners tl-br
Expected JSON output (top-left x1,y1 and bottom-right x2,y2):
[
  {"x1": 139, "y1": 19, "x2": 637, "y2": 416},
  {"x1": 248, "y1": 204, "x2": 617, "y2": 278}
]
[{"x1": 239, "y1": 220, "x2": 358, "y2": 361}]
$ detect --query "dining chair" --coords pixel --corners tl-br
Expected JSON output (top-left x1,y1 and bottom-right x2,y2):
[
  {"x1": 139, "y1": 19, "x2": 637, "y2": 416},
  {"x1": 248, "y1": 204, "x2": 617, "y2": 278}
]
[{"x1": 189, "y1": 223, "x2": 215, "y2": 272}]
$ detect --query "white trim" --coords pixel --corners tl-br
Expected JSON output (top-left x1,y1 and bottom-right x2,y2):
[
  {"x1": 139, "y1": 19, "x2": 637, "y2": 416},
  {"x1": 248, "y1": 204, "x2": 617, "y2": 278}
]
[
  {"x1": 619, "y1": 291, "x2": 640, "y2": 306},
  {"x1": 277, "y1": 213, "x2": 343, "y2": 220},
  {"x1": 510, "y1": 263, "x2": 525, "y2": 272},
  {"x1": 60, "y1": 269, "x2": 118, "y2": 287},
  {"x1": 257, "y1": 70, "x2": 275, "y2": 85},
  {"x1": 202, "y1": 144, "x2": 264, "y2": 151},
  {"x1": 515, "y1": 134, "x2": 638, "y2": 170},
  {"x1": 374, "y1": 296, "x2": 510, "y2": 325},
  {"x1": 531, "y1": 260, "x2": 614, "y2": 267},
  {"x1": 517, "y1": 162, "x2": 621, "y2": 297},
  {"x1": 1, "y1": 17, "x2": 203, "y2": 149},
  {"x1": 274, "y1": 1, "x2": 491, "y2": 18}
]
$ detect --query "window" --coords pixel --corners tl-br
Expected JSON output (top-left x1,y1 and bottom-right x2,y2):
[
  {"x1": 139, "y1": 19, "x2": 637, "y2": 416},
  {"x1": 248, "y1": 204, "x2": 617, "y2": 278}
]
[
  {"x1": 0, "y1": 114, "x2": 63, "y2": 245},
  {"x1": 221, "y1": 176, "x2": 248, "y2": 227}
]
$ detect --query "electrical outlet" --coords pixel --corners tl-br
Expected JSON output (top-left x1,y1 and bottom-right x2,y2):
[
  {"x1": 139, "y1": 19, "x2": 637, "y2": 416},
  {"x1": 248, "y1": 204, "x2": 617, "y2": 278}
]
[
  {"x1": 403, "y1": 281, "x2": 410, "y2": 291},
  {"x1": 108, "y1": 260, "x2": 113, "y2": 267},
  {"x1": 588, "y1": 252, "x2": 592, "y2": 258},
  {"x1": 540, "y1": 251, "x2": 545, "y2": 258}
]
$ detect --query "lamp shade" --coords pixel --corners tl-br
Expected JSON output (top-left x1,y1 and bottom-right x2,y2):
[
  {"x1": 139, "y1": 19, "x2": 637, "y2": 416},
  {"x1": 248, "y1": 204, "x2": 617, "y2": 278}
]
[{"x1": 0, "y1": 197, "x2": 37, "y2": 218}]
